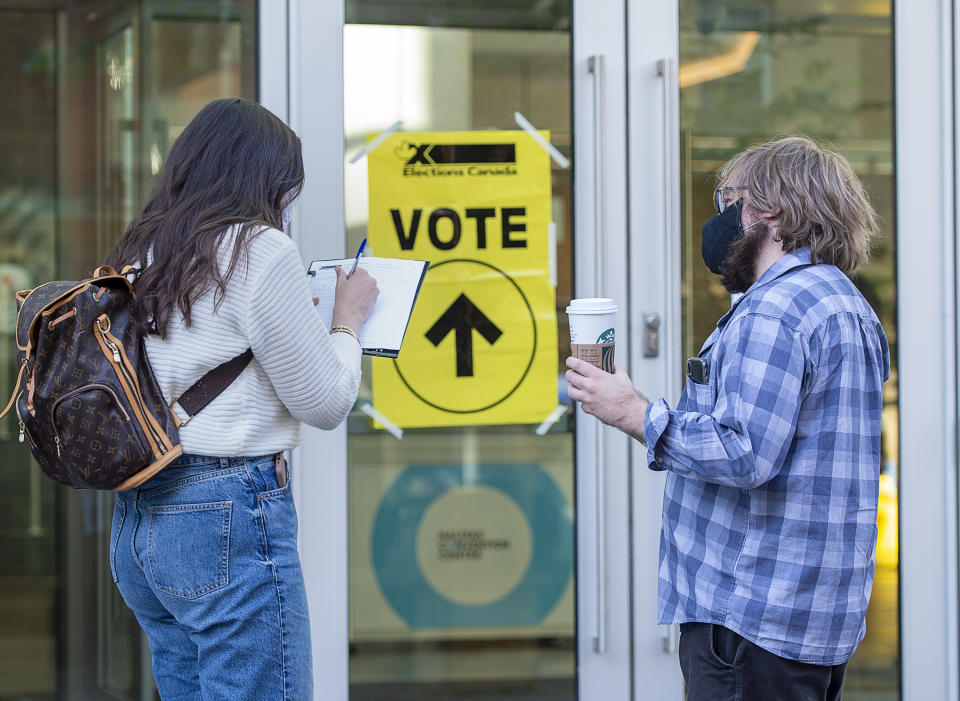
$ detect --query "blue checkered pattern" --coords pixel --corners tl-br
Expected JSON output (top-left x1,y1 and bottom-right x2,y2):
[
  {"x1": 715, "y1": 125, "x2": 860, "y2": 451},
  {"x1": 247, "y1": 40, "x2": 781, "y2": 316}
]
[{"x1": 644, "y1": 248, "x2": 890, "y2": 665}]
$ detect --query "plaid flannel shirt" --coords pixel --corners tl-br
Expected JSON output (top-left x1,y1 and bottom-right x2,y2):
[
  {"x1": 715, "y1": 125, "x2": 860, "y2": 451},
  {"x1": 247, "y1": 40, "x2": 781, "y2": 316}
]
[{"x1": 644, "y1": 248, "x2": 890, "y2": 665}]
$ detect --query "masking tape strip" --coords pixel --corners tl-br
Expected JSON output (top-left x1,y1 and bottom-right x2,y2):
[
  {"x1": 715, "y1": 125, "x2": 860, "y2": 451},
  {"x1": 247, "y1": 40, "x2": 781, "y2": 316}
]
[
  {"x1": 514, "y1": 111, "x2": 571, "y2": 169},
  {"x1": 536, "y1": 404, "x2": 569, "y2": 435},
  {"x1": 348, "y1": 120, "x2": 404, "y2": 164},
  {"x1": 360, "y1": 402, "x2": 404, "y2": 440},
  {"x1": 548, "y1": 221, "x2": 558, "y2": 287}
]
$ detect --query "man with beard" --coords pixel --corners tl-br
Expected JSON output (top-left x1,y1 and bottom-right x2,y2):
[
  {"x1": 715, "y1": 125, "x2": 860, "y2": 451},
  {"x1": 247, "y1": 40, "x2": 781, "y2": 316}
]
[{"x1": 566, "y1": 136, "x2": 890, "y2": 701}]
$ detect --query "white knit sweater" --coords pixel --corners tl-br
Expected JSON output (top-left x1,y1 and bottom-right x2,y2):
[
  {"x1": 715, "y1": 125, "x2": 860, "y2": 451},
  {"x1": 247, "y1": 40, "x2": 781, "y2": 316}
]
[{"x1": 143, "y1": 226, "x2": 361, "y2": 456}]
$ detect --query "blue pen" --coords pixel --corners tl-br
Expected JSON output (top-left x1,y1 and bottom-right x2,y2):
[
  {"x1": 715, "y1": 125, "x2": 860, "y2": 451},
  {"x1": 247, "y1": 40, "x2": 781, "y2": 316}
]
[{"x1": 348, "y1": 237, "x2": 367, "y2": 276}]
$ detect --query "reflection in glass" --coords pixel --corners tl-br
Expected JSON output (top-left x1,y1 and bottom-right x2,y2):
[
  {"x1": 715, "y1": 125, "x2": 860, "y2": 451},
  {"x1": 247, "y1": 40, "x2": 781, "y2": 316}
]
[
  {"x1": 0, "y1": 2, "x2": 255, "y2": 698},
  {"x1": 344, "y1": 3, "x2": 576, "y2": 699},
  {"x1": 678, "y1": 1, "x2": 898, "y2": 698},
  {"x1": 0, "y1": 10, "x2": 57, "y2": 699}
]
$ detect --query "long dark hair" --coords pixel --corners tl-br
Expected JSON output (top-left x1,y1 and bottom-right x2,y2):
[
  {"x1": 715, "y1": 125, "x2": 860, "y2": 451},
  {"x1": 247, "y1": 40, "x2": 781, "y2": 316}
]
[{"x1": 106, "y1": 98, "x2": 304, "y2": 337}]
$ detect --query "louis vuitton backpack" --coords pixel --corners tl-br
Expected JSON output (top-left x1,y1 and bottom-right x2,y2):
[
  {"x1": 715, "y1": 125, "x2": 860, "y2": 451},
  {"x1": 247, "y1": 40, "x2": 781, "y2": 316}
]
[{"x1": 0, "y1": 266, "x2": 251, "y2": 490}]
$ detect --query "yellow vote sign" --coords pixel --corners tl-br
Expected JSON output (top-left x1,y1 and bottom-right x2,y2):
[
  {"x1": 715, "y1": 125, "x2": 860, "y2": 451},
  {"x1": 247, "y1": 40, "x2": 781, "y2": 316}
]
[{"x1": 368, "y1": 130, "x2": 557, "y2": 428}]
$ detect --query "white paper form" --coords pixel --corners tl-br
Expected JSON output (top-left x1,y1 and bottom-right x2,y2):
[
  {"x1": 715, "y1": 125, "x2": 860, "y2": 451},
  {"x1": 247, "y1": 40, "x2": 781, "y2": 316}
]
[{"x1": 308, "y1": 257, "x2": 429, "y2": 356}]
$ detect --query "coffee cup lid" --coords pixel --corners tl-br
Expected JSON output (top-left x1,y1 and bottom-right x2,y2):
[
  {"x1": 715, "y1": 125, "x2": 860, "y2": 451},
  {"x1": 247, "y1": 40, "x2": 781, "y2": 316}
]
[{"x1": 566, "y1": 297, "x2": 617, "y2": 314}]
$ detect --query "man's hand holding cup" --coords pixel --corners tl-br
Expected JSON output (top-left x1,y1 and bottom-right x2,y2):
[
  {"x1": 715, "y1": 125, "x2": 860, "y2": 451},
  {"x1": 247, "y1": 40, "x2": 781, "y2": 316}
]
[{"x1": 565, "y1": 297, "x2": 649, "y2": 442}]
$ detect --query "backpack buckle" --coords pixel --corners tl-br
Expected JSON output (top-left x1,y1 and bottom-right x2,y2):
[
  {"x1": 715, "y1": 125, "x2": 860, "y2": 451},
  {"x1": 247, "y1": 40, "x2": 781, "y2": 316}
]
[{"x1": 168, "y1": 399, "x2": 193, "y2": 428}]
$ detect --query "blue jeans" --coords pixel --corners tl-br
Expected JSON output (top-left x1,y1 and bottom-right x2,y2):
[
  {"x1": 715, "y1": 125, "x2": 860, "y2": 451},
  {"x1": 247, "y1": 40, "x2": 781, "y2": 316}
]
[{"x1": 111, "y1": 454, "x2": 312, "y2": 700}]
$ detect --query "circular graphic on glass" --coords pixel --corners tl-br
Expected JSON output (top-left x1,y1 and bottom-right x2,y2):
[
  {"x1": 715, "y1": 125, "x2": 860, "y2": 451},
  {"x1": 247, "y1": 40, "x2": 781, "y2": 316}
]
[{"x1": 371, "y1": 463, "x2": 573, "y2": 628}]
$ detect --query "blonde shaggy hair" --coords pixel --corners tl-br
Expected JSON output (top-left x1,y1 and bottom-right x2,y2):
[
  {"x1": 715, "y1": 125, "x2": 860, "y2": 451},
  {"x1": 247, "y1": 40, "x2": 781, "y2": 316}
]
[{"x1": 719, "y1": 136, "x2": 879, "y2": 276}]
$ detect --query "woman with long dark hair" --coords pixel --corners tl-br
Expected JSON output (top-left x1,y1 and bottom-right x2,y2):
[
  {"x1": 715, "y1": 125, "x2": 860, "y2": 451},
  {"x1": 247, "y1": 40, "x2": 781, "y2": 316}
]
[{"x1": 106, "y1": 98, "x2": 377, "y2": 699}]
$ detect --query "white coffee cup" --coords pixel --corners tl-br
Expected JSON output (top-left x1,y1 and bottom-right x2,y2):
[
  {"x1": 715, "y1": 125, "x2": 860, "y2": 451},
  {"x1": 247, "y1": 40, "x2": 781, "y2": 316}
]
[{"x1": 566, "y1": 298, "x2": 617, "y2": 372}]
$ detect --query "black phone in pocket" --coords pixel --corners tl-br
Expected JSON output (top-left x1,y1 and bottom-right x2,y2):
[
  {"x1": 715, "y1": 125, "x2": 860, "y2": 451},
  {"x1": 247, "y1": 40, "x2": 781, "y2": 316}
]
[{"x1": 686, "y1": 357, "x2": 710, "y2": 385}]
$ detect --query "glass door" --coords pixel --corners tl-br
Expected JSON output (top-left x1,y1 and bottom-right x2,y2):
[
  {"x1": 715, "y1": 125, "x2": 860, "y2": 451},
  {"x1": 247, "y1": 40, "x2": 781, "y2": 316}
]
[
  {"x1": 341, "y1": 5, "x2": 577, "y2": 700},
  {"x1": 630, "y1": 1, "x2": 899, "y2": 699},
  {"x1": 0, "y1": 8, "x2": 58, "y2": 698},
  {"x1": 677, "y1": 5, "x2": 899, "y2": 698},
  {"x1": 0, "y1": 2, "x2": 256, "y2": 698},
  {"x1": 291, "y1": 1, "x2": 638, "y2": 699}
]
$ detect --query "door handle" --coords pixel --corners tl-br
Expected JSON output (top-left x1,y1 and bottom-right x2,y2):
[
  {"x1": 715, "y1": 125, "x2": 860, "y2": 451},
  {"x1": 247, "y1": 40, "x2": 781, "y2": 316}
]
[
  {"x1": 657, "y1": 59, "x2": 684, "y2": 659},
  {"x1": 657, "y1": 58, "x2": 682, "y2": 406},
  {"x1": 589, "y1": 54, "x2": 606, "y2": 289},
  {"x1": 588, "y1": 53, "x2": 608, "y2": 655}
]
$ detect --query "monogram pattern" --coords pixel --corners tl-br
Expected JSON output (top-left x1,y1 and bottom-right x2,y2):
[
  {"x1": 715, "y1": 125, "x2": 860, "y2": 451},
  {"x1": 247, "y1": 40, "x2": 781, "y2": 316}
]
[{"x1": 14, "y1": 275, "x2": 181, "y2": 490}]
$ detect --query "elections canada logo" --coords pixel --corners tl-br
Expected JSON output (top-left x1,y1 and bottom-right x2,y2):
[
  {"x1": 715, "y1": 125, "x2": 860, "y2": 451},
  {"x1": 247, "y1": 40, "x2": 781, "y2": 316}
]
[{"x1": 394, "y1": 140, "x2": 519, "y2": 177}]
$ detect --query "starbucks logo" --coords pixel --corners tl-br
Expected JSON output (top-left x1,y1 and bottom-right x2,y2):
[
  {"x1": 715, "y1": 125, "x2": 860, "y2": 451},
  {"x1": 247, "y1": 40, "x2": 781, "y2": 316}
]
[{"x1": 597, "y1": 328, "x2": 615, "y2": 344}]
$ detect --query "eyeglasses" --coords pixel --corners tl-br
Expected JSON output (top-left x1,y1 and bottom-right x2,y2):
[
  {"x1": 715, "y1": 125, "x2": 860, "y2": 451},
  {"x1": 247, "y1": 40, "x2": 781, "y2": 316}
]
[{"x1": 714, "y1": 186, "x2": 750, "y2": 214}]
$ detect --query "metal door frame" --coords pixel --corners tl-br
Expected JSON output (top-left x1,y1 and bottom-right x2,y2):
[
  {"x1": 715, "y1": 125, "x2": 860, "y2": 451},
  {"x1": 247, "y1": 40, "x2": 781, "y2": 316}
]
[
  {"x1": 263, "y1": 0, "x2": 678, "y2": 698},
  {"x1": 624, "y1": 1, "x2": 686, "y2": 698},
  {"x1": 899, "y1": 1, "x2": 960, "y2": 699}
]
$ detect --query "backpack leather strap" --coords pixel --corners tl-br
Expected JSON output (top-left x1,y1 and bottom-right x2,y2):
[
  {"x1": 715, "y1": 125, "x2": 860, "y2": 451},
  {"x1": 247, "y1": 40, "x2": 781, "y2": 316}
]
[
  {"x1": 0, "y1": 362, "x2": 27, "y2": 421},
  {"x1": 169, "y1": 349, "x2": 254, "y2": 427}
]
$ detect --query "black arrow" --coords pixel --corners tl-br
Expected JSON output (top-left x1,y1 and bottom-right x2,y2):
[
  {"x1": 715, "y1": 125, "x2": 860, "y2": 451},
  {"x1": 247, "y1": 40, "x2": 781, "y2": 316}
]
[{"x1": 426, "y1": 293, "x2": 503, "y2": 377}]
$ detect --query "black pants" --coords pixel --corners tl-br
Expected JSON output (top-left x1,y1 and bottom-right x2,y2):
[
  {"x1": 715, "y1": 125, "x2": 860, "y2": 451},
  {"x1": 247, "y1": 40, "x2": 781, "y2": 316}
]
[{"x1": 679, "y1": 623, "x2": 847, "y2": 701}]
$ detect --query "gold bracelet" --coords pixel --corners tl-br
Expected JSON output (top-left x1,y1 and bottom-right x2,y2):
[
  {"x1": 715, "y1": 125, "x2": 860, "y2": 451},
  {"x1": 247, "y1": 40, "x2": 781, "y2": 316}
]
[{"x1": 330, "y1": 324, "x2": 359, "y2": 343}]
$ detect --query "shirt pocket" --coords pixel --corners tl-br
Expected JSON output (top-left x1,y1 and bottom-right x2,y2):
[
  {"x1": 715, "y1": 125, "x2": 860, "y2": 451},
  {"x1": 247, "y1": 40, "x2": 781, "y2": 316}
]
[
  {"x1": 680, "y1": 331, "x2": 719, "y2": 414},
  {"x1": 685, "y1": 379, "x2": 716, "y2": 414},
  {"x1": 680, "y1": 349, "x2": 717, "y2": 414}
]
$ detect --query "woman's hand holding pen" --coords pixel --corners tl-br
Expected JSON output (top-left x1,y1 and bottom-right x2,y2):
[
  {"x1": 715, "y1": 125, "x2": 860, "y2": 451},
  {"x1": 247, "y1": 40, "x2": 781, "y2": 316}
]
[{"x1": 332, "y1": 266, "x2": 379, "y2": 331}]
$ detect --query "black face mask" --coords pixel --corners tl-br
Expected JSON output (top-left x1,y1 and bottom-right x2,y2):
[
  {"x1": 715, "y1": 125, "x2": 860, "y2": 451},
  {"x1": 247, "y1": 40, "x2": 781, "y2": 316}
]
[
  {"x1": 700, "y1": 200, "x2": 761, "y2": 275},
  {"x1": 701, "y1": 199, "x2": 746, "y2": 275}
]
